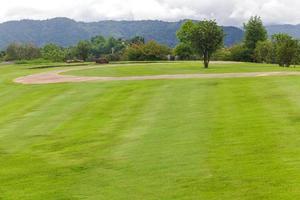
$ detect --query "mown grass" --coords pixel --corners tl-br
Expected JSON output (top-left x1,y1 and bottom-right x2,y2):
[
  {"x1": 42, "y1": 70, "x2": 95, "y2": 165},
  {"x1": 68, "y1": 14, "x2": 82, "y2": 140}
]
[
  {"x1": 0, "y1": 62, "x2": 300, "y2": 199},
  {"x1": 65, "y1": 61, "x2": 300, "y2": 77}
]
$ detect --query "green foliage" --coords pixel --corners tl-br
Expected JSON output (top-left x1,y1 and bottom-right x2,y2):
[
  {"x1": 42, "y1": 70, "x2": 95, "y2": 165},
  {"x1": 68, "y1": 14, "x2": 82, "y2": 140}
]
[
  {"x1": 5, "y1": 43, "x2": 41, "y2": 61},
  {"x1": 143, "y1": 40, "x2": 171, "y2": 60},
  {"x1": 102, "y1": 53, "x2": 122, "y2": 62},
  {"x1": 64, "y1": 46, "x2": 77, "y2": 60},
  {"x1": 0, "y1": 51, "x2": 5, "y2": 61},
  {"x1": 15, "y1": 58, "x2": 54, "y2": 65},
  {"x1": 211, "y1": 48, "x2": 232, "y2": 61},
  {"x1": 124, "y1": 40, "x2": 171, "y2": 61},
  {"x1": 253, "y1": 34, "x2": 300, "y2": 67},
  {"x1": 42, "y1": 44, "x2": 66, "y2": 62},
  {"x1": 105, "y1": 37, "x2": 126, "y2": 55},
  {"x1": 90, "y1": 35, "x2": 106, "y2": 56},
  {"x1": 89, "y1": 36, "x2": 127, "y2": 61},
  {"x1": 129, "y1": 36, "x2": 145, "y2": 45},
  {"x1": 174, "y1": 43, "x2": 194, "y2": 60},
  {"x1": 243, "y1": 16, "x2": 268, "y2": 60},
  {"x1": 254, "y1": 40, "x2": 275, "y2": 63},
  {"x1": 123, "y1": 44, "x2": 144, "y2": 61},
  {"x1": 177, "y1": 20, "x2": 224, "y2": 68},
  {"x1": 229, "y1": 44, "x2": 252, "y2": 62},
  {"x1": 272, "y1": 34, "x2": 299, "y2": 67},
  {"x1": 75, "y1": 40, "x2": 92, "y2": 61},
  {"x1": 244, "y1": 16, "x2": 268, "y2": 50}
]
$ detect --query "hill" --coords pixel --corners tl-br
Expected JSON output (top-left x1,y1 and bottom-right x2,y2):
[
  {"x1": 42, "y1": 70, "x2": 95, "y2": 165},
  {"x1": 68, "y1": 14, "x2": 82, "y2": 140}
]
[
  {"x1": 4, "y1": 18, "x2": 300, "y2": 50},
  {"x1": 0, "y1": 18, "x2": 244, "y2": 49},
  {"x1": 266, "y1": 24, "x2": 300, "y2": 38}
]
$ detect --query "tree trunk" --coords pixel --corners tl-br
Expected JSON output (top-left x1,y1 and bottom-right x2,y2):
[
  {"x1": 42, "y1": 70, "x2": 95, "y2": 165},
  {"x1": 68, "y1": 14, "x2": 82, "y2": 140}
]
[
  {"x1": 203, "y1": 51, "x2": 209, "y2": 68},
  {"x1": 204, "y1": 60, "x2": 209, "y2": 68}
]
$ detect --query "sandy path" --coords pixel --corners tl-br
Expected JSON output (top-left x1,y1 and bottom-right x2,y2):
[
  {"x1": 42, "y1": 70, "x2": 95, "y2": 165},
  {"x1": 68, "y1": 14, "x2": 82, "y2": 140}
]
[{"x1": 14, "y1": 65, "x2": 300, "y2": 85}]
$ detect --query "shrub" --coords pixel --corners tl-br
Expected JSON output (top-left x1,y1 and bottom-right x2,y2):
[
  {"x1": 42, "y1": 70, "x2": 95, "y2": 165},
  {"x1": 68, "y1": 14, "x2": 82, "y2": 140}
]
[
  {"x1": 229, "y1": 44, "x2": 252, "y2": 62},
  {"x1": 272, "y1": 34, "x2": 299, "y2": 67},
  {"x1": 254, "y1": 40, "x2": 275, "y2": 63},
  {"x1": 42, "y1": 44, "x2": 66, "y2": 62},
  {"x1": 123, "y1": 41, "x2": 171, "y2": 61},
  {"x1": 6, "y1": 43, "x2": 41, "y2": 61},
  {"x1": 211, "y1": 48, "x2": 231, "y2": 61},
  {"x1": 174, "y1": 43, "x2": 194, "y2": 60}
]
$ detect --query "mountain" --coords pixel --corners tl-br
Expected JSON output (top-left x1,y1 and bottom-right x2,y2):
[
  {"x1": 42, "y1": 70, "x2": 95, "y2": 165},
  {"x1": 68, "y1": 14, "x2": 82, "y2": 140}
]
[
  {"x1": 266, "y1": 24, "x2": 300, "y2": 38},
  {"x1": 0, "y1": 18, "x2": 244, "y2": 49}
]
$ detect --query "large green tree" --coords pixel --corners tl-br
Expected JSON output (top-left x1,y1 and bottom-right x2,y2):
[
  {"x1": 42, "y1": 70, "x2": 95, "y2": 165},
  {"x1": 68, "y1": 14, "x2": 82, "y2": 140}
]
[
  {"x1": 177, "y1": 20, "x2": 224, "y2": 68},
  {"x1": 124, "y1": 40, "x2": 170, "y2": 61},
  {"x1": 76, "y1": 40, "x2": 92, "y2": 61},
  {"x1": 5, "y1": 43, "x2": 41, "y2": 61},
  {"x1": 244, "y1": 16, "x2": 267, "y2": 60},
  {"x1": 272, "y1": 34, "x2": 299, "y2": 67},
  {"x1": 174, "y1": 43, "x2": 194, "y2": 60},
  {"x1": 42, "y1": 43, "x2": 66, "y2": 62},
  {"x1": 254, "y1": 40, "x2": 275, "y2": 63}
]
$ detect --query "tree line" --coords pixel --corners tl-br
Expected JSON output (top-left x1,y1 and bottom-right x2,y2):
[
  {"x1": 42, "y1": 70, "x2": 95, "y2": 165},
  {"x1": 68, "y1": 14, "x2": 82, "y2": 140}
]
[
  {"x1": 1, "y1": 35, "x2": 171, "y2": 62},
  {"x1": 174, "y1": 16, "x2": 300, "y2": 68},
  {"x1": 1, "y1": 16, "x2": 299, "y2": 68}
]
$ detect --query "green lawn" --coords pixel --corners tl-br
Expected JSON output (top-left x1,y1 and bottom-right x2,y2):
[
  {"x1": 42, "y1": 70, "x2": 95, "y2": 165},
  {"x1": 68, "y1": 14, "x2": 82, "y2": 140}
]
[
  {"x1": 1, "y1": 62, "x2": 300, "y2": 199},
  {"x1": 65, "y1": 61, "x2": 300, "y2": 77}
]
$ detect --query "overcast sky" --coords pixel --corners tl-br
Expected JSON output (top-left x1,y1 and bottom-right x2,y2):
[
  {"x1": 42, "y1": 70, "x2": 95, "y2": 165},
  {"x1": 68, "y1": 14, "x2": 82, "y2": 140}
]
[{"x1": 0, "y1": 0, "x2": 299, "y2": 25}]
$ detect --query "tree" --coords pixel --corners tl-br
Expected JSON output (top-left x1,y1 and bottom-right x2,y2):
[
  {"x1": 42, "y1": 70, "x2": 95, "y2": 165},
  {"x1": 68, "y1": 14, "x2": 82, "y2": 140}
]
[
  {"x1": 76, "y1": 40, "x2": 91, "y2": 61},
  {"x1": 292, "y1": 40, "x2": 300, "y2": 65},
  {"x1": 42, "y1": 43, "x2": 66, "y2": 62},
  {"x1": 229, "y1": 44, "x2": 252, "y2": 62},
  {"x1": 244, "y1": 16, "x2": 267, "y2": 60},
  {"x1": 211, "y1": 48, "x2": 231, "y2": 61},
  {"x1": 123, "y1": 44, "x2": 144, "y2": 61},
  {"x1": 142, "y1": 40, "x2": 171, "y2": 60},
  {"x1": 90, "y1": 35, "x2": 106, "y2": 56},
  {"x1": 89, "y1": 35, "x2": 128, "y2": 60},
  {"x1": 177, "y1": 20, "x2": 224, "y2": 68},
  {"x1": 64, "y1": 46, "x2": 77, "y2": 60},
  {"x1": 123, "y1": 40, "x2": 171, "y2": 61},
  {"x1": 272, "y1": 34, "x2": 299, "y2": 67},
  {"x1": 5, "y1": 43, "x2": 41, "y2": 61},
  {"x1": 5, "y1": 43, "x2": 20, "y2": 60},
  {"x1": 254, "y1": 40, "x2": 275, "y2": 63},
  {"x1": 174, "y1": 43, "x2": 194, "y2": 60},
  {"x1": 105, "y1": 37, "x2": 126, "y2": 55},
  {"x1": 129, "y1": 36, "x2": 145, "y2": 45}
]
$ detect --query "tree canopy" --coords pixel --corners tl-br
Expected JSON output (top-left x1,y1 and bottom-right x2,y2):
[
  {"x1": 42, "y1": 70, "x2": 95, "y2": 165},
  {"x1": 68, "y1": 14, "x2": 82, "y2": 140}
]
[
  {"x1": 42, "y1": 43, "x2": 66, "y2": 62},
  {"x1": 177, "y1": 20, "x2": 224, "y2": 68},
  {"x1": 124, "y1": 40, "x2": 171, "y2": 61},
  {"x1": 244, "y1": 16, "x2": 268, "y2": 59},
  {"x1": 272, "y1": 34, "x2": 299, "y2": 67}
]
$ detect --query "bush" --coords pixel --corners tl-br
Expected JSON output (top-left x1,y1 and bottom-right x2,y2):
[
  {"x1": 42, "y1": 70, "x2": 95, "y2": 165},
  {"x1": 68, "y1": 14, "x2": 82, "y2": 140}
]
[
  {"x1": 229, "y1": 44, "x2": 252, "y2": 62},
  {"x1": 75, "y1": 40, "x2": 92, "y2": 61},
  {"x1": 272, "y1": 34, "x2": 299, "y2": 67},
  {"x1": 174, "y1": 43, "x2": 194, "y2": 60},
  {"x1": 6, "y1": 43, "x2": 41, "y2": 61},
  {"x1": 42, "y1": 44, "x2": 66, "y2": 62},
  {"x1": 123, "y1": 44, "x2": 144, "y2": 61},
  {"x1": 124, "y1": 41, "x2": 171, "y2": 61},
  {"x1": 254, "y1": 41, "x2": 275, "y2": 63},
  {"x1": 15, "y1": 58, "x2": 53, "y2": 65},
  {"x1": 211, "y1": 48, "x2": 231, "y2": 61},
  {"x1": 103, "y1": 53, "x2": 121, "y2": 61}
]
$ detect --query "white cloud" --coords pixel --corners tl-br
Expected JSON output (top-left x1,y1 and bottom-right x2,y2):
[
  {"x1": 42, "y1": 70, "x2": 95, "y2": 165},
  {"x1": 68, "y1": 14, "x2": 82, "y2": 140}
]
[{"x1": 0, "y1": 0, "x2": 299, "y2": 25}]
